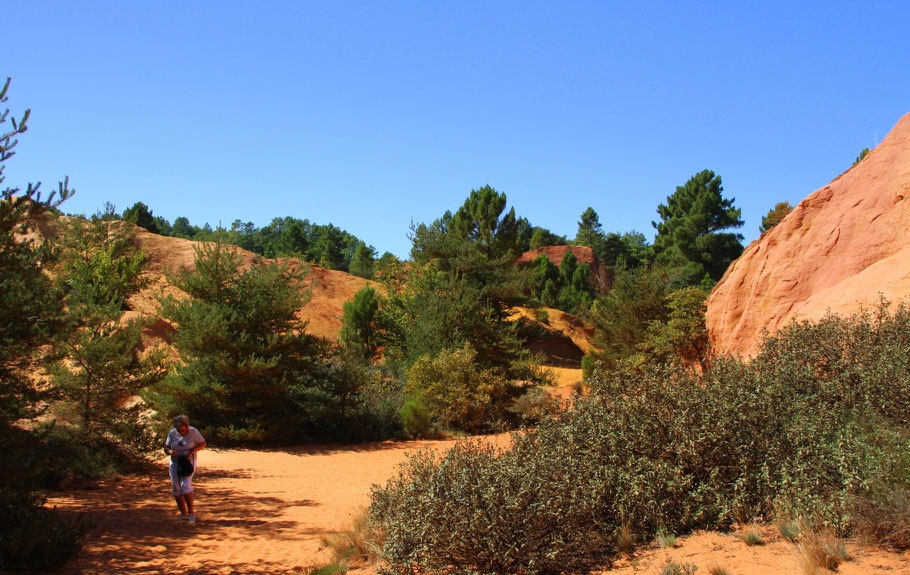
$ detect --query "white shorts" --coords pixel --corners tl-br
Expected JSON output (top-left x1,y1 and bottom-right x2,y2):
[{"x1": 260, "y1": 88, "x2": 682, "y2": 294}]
[{"x1": 169, "y1": 464, "x2": 195, "y2": 495}]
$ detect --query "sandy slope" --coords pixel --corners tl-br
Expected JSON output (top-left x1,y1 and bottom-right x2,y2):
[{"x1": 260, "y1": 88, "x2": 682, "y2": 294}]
[{"x1": 45, "y1": 428, "x2": 908, "y2": 575}]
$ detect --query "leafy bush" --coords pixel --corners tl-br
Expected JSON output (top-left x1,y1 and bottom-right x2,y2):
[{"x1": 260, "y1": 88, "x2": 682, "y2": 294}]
[
  {"x1": 399, "y1": 394, "x2": 434, "y2": 439},
  {"x1": 0, "y1": 489, "x2": 88, "y2": 571},
  {"x1": 404, "y1": 343, "x2": 522, "y2": 434},
  {"x1": 371, "y1": 440, "x2": 611, "y2": 575},
  {"x1": 370, "y1": 300, "x2": 910, "y2": 573}
]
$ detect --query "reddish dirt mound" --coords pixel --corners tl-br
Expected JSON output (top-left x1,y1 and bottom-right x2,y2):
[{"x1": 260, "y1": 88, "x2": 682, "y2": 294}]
[
  {"x1": 707, "y1": 111, "x2": 910, "y2": 357},
  {"x1": 515, "y1": 245, "x2": 599, "y2": 267}
]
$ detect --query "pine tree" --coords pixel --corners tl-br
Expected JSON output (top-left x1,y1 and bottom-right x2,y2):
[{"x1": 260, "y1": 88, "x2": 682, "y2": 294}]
[
  {"x1": 122, "y1": 201, "x2": 159, "y2": 234},
  {"x1": 51, "y1": 216, "x2": 165, "y2": 458},
  {"x1": 651, "y1": 170, "x2": 744, "y2": 286},
  {"x1": 349, "y1": 241, "x2": 376, "y2": 279},
  {"x1": 0, "y1": 77, "x2": 86, "y2": 571},
  {"x1": 151, "y1": 237, "x2": 321, "y2": 443},
  {"x1": 759, "y1": 201, "x2": 793, "y2": 234},
  {"x1": 340, "y1": 286, "x2": 381, "y2": 361}
]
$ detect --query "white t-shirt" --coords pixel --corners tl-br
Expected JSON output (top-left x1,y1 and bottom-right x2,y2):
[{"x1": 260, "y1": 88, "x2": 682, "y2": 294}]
[{"x1": 166, "y1": 426, "x2": 205, "y2": 467}]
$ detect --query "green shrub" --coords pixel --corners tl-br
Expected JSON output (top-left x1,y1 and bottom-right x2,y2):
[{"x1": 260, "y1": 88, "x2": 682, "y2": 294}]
[
  {"x1": 850, "y1": 483, "x2": 910, "y2": 550},
  {"x1": 740, "y1": 530, "x2": 762, "y2": 546},
  {"x1": 370, "y1": 300, "x2": 910, "y2": 573},
  {"x1": 370, "y1": 440, "x2": 611, "y2": 575},
  {"x1": 656, "y1": 530, "x2": 677, "y2": 548},
  {"x1": 399, "y1": 395, "x2": 434, "y2": 439},
  {"x1": 405, "y1": 343, "x2": 520, "y2": 434},
  {"x1": 0, "y1": 489, "x2": 88, "y2": 571},
  {"x1": 508, "y1": 386, "x2": 559, "y2": 423},
  {"x1": 580, "y1": 353, "x2": 595, "y2": 381}
]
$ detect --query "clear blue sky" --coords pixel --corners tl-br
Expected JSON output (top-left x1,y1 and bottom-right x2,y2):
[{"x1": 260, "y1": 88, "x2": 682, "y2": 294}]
[{"x1": 5, "y1": 1, "x2": 909, "y2": 258}]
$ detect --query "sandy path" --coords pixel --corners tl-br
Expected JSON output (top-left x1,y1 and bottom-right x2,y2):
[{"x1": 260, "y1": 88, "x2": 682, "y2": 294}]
[{"x1": 46, "y1": 438, "x2": 488, "y2": 575}]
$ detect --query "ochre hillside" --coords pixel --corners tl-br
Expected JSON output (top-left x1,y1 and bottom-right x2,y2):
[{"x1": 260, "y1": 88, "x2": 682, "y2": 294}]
[
  {"x1": 124, "y1": 228, "x2": 375, "y2": 342},
  {"x1": 707, "y1": 111, "x2": 910, "y2": 357}
]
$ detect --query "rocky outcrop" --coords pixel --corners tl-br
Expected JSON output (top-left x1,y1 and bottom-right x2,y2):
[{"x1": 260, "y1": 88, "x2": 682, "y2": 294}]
[
  {"x1": 516, "y1": 245, "x2": 608, "y2": 290},
  {"x1": 706, "y1": 112, "x2": 910, "y2": 357}
]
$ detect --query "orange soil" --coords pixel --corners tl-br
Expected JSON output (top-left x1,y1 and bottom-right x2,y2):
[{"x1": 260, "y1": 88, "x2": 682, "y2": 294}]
[{"x1": 45, "y1": 435, "x2": 908, "y2": 575}]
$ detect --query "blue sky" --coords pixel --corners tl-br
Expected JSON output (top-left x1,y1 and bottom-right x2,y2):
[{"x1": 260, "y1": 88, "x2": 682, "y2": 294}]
[{"x1": 5, "y1": 1, "x2": 909, "y2": 258}]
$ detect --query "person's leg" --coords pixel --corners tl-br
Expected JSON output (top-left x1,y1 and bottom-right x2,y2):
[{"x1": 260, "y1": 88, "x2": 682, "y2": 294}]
[
  {"x1": 184, "y1": 492, "x2": 194, "y2": 514},
  {"x1": 183, "y1": 474, "x2": 196, "y2": 523},
  {"x1": 170, "y1": 466, "x2": 187, "y2": 517},
  {"x1": 174, "y1": 495, "x2": 188, "y2": 515}
]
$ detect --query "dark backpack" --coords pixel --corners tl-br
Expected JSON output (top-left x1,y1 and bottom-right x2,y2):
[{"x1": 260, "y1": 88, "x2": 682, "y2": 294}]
[{"x1": 176, "y1": 455, "x2": 194, "y2": 477}]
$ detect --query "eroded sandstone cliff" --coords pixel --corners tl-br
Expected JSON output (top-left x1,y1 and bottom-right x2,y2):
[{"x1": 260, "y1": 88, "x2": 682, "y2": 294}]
[{"x1": 706, "y1": 112, "x2": 910, "y2": 357}]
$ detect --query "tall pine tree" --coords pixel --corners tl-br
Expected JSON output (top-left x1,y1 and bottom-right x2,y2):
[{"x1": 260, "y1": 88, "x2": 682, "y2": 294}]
[
  {"x1": 151, "y1": 237, "x2": 321, "y2": 443},
  {"x1": 651, "y1": 170, "x2": 743, "y2": 287}
]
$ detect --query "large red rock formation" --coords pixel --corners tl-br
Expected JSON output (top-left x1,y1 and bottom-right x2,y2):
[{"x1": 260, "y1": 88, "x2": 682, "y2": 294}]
[{"x1": 706, "y1": 112, "x2": 910, "y2": 357}]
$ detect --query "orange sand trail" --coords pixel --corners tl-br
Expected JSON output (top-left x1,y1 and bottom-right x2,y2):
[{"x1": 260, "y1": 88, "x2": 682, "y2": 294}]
[{"x1": 47, "y1": 438, "x2": 489, "y2": 574}]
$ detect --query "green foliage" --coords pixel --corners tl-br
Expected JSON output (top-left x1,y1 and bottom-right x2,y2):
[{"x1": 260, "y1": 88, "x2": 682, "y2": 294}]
[
  {"x1": 0, "y1": 77, "x2": 84, "y2": 570},
  {"x1": 383, "y1": 210, "x2": 535, "y2": 380},
  {"x1": 399, "y1": 394, "x2": 434, "y2": 439},
  {"x1": 776, "y1": 519, "x2": 800, "y2": 543},
  {"x1": 575, "y1": 206, "x2": 605, "y2": 252},
  {"x1": 349, "y1": 241, "x2": 376, "y2": 279},
  {"x1": 525, "y1": 251, "x2": 594, "y2": 314},
  {"x1": 589, "y1": 265, "x2": 674, "y2": 370},
  {"x1": 759, "y1": 201, "x2": 794, "y2": 234},
  {"x1": 370, "y1": 300, "x2": 910, "y2": 573},
  {"x1": 374, "y1": 251, "x2": 401, "y2": 277},
  {"x1": 652, "y1": 169, "x2": 744, "y2": 286},
  {"x1": 638, "y1": 287, "x2": 711, "y2": 370},
  {"x1": 404, "y1": 343, "x2": 519, "y2": 434},
  {"x1": 528, "y1": 226, "x2": 567, "y2": 249},
  {"x1": 581, "y1": 353, "x2": 595, "y2": 380},
  {"x1": 854, "y1": 147, "x2": 871, "y2": 166},
  {"x1": 122, "y1": 201, "x2": 159, "y2": 234},
  {"x1": 574, "y1": 207, "x2": 650, "y2": 269},
  {"x1": 0, "y1": 489, "x2": 89, "y2": 571},
  {"x1": 340, "y1": 286, "x2": 381, "y2": 362},
  {"x1": 150, "y1": 236, "x2": 322, "y2": 444},
  {"x1": 55, "y1": 217, "x2": 149, "y2": 310},
  {"x1": 659, "y1": 559, "x2": 697, "y2": 575},
  {"x1": 448, "y1": 185, "x2": 523, "y2": 259},
  {"x1": 171, "y1": 216, "x2": 196, "y2": 238},
  {"x1": 656, "y1": 530, "x2": 677, "y2": 548},
  {"x1": 370, "y1": 440, "x2": 611, "y2": 575},
  {"x1": 740, "y1": 530, "x2": 763, "y2": 546},
  {"x1": 50, "y1": 308, "x2": 166, "y2": 448},
  {"x1": 109, "y1": 206, "x2": 375, "y2": 273},
  {"x1": 850, "y1": 483, "x2": 910, "y2": 550}
]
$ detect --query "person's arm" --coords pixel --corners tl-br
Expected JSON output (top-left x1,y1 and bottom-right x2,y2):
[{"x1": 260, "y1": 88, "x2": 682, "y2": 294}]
[
  {"x1": 188, "y1": 440, "x2": 206, "y2": 456},
  {"x1": 163, "y1": 432, "x2": 175, "y2": 456}
]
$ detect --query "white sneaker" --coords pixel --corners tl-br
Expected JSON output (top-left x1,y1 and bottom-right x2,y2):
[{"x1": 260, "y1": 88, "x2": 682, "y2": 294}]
[
  {"x1": 187, "y1": 513, "x2": 196, "y2": 524},
  {"x1": 176, "y1": 513, "x2": 187, "y2": 521}
]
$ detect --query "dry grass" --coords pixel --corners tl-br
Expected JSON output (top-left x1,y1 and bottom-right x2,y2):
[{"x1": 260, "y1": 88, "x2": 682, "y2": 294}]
[
  {"x1": 616, "y1": 521, "x2": 634, "y2": 553},
  {"x1": 850, "y1": 486, "x2": 910, "y2": 550},
  {"x1": 796, "y1": 525, "x2": 850, "y2": 574},
  {"x1": 317, "y1": 507, "x2": 383, "y2": 572},
  {"x1": 775, "y1": 518, "x2": 800, "y2": 543},
  {"x1": 656, "y1": 531, "x2": 677, "y2": 548},
  {"x1": 707, "y1": 564, "x2": 734, "y2": 575}
]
